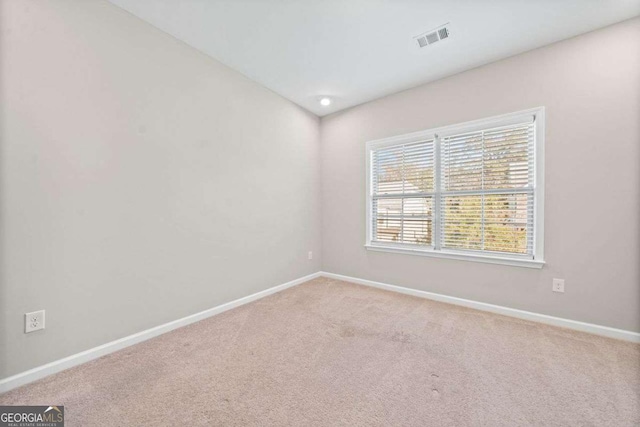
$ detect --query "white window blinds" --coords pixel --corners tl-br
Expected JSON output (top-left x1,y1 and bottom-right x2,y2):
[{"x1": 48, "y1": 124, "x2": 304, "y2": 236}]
[
  {"x1": 367, "y1": 109, "x2": 542, "y2": 265},
  {"x1": 440, "y1": 123, "x2": 535, "y2": 256},
  {"x1": 372, "y1": 140, "x2": 435, "y2": 246}
]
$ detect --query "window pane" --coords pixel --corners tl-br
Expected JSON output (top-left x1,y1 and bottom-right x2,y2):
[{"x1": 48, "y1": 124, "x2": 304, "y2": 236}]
[
  {"x1": 442, "y1": 195, "x2": 482, "y2": 250},
  {"x1": 484, "y1": 193, "x2": 533, "y2": 254},
  {"x1": 373, "y1": 140, "x2": 434, "y2": 195},
  {"x1": 483, "y1": 126, "x2": 533, "y2": 190},
  {"x1": 442, "y1": 193, "x2": 533, "y2": 254},
  {"x1": 442, "y1": 124, "x2": 534, "y2": 192},
  {"x1": 442, "y1": 132, "x2": 483, "y2": 191},
  {"x1": 373, "y1": 197, "x2": 432, "y2": 246},
  {"x1": 403, "y1": 141, "x2": 434, "y2": 193}
]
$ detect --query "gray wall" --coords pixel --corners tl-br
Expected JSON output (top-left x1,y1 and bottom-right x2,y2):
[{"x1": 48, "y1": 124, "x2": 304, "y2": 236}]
[
  {"x1": 0, "y1": 1, "x2": 321, "y2": 378},
  {"x1": 320, "y1": 18, "x2": 640, "y2": 332}
]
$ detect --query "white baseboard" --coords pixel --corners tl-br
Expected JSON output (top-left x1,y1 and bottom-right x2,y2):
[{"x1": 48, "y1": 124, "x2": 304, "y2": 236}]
[
  {"x1": 320, "y1": 271, "x2": 640, "y2": 343},
  {"x1": 0, "y1": 272, "x2": 321, "y2": 394},
  {"x1": 3, "y1": 270, "x2": 637, "y2": 394}
]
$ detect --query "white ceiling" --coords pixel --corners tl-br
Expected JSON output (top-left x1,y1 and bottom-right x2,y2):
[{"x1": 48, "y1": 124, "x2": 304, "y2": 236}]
[{"x1": 109, "y1": 0, "x2": 640, "y2": 116}]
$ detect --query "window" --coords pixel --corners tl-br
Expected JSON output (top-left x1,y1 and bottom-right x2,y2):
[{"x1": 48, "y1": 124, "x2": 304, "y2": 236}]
[{"x1": 365, "y1": 108, "x2": 544, "y2": 268}]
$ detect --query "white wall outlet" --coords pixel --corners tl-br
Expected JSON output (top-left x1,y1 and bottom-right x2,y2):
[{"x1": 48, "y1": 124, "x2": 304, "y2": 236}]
[
  {"x1": 552, "y1": 279, "x2": 565, "y2": 293},
  {"x1": 308, "y1": 251, "x2": 313, "y2": 260},
  {"x1": 25, "y1": 310, "x2": 45, "y2": 333}
]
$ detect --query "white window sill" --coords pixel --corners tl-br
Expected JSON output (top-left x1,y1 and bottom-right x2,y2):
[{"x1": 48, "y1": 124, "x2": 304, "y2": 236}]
[{"x1": 364, "y1": 244, "x2": 545, "y2": 269}]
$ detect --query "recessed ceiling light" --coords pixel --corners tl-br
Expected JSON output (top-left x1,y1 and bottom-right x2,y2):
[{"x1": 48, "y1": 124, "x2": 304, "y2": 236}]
[{"x1": 319, "y1": 97, "x2": 331, "y2": 106}]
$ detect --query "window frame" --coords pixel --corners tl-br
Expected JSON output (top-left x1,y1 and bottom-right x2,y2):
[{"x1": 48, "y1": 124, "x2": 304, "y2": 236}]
[{"x1": 365, "y1": 107, "x2": 545, "y2": 269}]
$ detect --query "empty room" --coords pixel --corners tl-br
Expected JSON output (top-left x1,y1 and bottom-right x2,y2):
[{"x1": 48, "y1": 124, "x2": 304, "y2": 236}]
[{"x1": 1, "y1": 0, "x2": 639, "y2": 425}]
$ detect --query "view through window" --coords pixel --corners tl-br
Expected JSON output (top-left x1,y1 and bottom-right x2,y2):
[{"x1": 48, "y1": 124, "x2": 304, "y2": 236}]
[{"x1": 367, "y1": 109, "x2": 543, "y2": 264}]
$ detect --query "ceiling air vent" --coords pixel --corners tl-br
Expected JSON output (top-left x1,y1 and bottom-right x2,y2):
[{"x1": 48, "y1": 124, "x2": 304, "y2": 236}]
[
  {"x1": 414, "y1": 24, "x2": 450, "y2": 50},
  {"x1": 426, "y1": 32, "x2": 439, "y2": 44}
]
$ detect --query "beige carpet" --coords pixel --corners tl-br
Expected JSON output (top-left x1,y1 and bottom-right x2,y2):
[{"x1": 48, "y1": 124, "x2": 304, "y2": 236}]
[{"x1": 1, "y1": 277, "x2": 639, "y2": 426}]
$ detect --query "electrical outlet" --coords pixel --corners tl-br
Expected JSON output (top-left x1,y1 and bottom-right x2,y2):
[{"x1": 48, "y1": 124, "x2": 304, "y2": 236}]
[
  {"x1": 552, "y1": 279, "x2": 565, "y2": 293},
  {"x1": 25, "y1": 310, "x2": 45, "y2": 333},
  {"x1": 308, "y1": 251, "x2": 313, "y2": 260}
]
